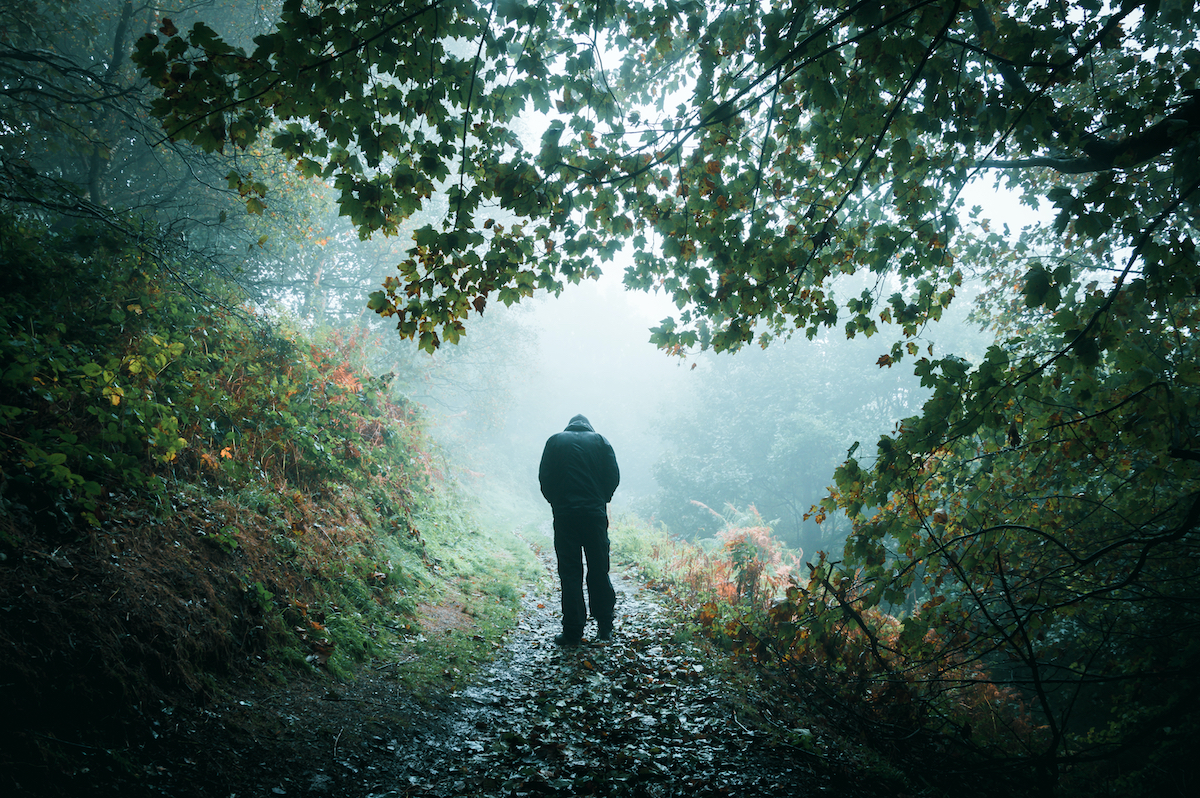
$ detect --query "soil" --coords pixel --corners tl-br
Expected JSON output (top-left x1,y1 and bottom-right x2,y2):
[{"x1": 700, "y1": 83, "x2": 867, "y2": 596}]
[{"x1": 6, "y1": 537, "x2": 899, "y2": 798}]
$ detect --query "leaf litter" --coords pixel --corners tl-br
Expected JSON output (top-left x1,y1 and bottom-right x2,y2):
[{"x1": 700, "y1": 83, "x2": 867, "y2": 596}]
[{"x1": 370, "y1": 555, "x2": 862, "y2": 798}]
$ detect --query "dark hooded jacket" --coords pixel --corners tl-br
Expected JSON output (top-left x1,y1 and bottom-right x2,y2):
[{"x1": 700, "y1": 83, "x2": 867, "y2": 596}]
[{"x1": 538, "y1": 415, "x2": 620, "y2": 517}]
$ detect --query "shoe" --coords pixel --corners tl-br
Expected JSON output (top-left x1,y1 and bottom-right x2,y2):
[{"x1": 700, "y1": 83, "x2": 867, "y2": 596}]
[
  {"x1": 554, "y1": 633, "x2": 582, "y2": 647},
  {"x1": 596, "y1": 625, "x2": 613, "y2": 641}
]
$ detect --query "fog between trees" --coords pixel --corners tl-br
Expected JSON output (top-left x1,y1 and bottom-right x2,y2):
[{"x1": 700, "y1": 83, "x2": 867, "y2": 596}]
[{"x1": 414, "y1": 245, "x2": 998, "y2": 560}]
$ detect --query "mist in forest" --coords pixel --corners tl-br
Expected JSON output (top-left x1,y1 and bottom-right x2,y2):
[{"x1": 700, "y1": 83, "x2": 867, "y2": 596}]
[
  {"x1": 404, "y1": 174, "x2": 1039, "y2": 550},
  {"x1": 416, "y1": 258, "x2": 992, "y2": 554},
  {"x1": 416, "y1": 270, "x2": 687, "y2": 514},
  {"x1": 250, "y1": 167, "x2": 1032, "y2": 553}
]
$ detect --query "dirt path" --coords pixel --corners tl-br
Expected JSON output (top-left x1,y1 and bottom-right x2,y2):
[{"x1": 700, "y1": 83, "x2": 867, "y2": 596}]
[
  {"x1": 63, "y1": 532, "x2": 867, "y2": 798},
  {"x1": 403, "y1": 569, "x2": 822, "y2": 797}
]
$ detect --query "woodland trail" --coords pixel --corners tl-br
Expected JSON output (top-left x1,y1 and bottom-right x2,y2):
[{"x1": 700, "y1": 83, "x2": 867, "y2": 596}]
[{"x1": 68, "y1": 529, "x2": 876, "y2": 798}]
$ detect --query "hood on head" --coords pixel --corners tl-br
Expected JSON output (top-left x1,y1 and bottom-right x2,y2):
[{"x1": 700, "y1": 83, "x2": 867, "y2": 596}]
[{"x1": 566, "y1": 414, "x2": 594, "y2": 432}]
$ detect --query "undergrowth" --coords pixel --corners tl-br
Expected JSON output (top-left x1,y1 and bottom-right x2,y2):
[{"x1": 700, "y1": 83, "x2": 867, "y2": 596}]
[
  {"x1": 609, "y1": 511, "x2": 1045, "y2": 797},
  {"x1": 0, "y1": 213, "x2": 538, "y2": 791}
]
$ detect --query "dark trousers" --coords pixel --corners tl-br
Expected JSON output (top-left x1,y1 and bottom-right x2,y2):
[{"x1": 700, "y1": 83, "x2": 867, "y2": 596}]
[{"x1": 552, "y1": 513, "x2": 616, "y2": 639}]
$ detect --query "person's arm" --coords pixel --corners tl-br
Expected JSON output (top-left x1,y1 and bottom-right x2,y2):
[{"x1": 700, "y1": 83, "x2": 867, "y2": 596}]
[
  {"x1": 538, "y1": 437, "x2": 558, "y2": 505},
  {"x1": 602, "y1": 439, "x2": 620, "y2": 502}
]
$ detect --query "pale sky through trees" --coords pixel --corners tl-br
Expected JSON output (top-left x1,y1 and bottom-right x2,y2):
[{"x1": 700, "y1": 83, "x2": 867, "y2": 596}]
[{"x1": 491, "y1": 172, "x2": 1043, "y2": 517}]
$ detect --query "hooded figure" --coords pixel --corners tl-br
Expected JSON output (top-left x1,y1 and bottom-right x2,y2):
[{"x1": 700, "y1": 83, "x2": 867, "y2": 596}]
[{"x1": 538, "y1": 414, "x2": 620, "y2": 645}]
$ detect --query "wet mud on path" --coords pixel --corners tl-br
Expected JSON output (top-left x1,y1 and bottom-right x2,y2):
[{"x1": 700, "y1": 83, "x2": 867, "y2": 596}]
[
  {"x1": 406, "y1": 569, "x2": 821, "y2": 797},
  {"x1": 65, "y1": 530, "x2": 871, "y2": 798}
]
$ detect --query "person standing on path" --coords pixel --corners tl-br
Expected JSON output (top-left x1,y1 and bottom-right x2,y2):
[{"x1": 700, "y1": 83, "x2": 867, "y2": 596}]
[{"x1": 538, "y1": 414, "x2": 620, "y2": 646}]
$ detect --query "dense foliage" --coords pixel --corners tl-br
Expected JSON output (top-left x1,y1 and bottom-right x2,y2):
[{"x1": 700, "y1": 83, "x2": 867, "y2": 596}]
[
  {"x1": 0, "y1": 213, "x2": 428, "y2": 530},
  {"x1": 0, "y1": 201, "x2": 438, "y2": 635},
  {"x1": 1, "y1": 2, "x2": 280, "y2": 257},
  {"x1": 131, "y1": 0, "x2": 1198, "y2": 344}
]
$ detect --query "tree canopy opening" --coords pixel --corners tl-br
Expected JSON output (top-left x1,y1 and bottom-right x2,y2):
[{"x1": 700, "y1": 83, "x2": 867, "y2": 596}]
[{"x1": 113, "y1": 0, "x2": 1200, "y2": 789}]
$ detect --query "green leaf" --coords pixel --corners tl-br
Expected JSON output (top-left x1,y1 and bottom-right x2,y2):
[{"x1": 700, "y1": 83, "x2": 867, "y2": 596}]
[{"x1": 1022, "y1": 263, "x2": 1051, "y2": 308}]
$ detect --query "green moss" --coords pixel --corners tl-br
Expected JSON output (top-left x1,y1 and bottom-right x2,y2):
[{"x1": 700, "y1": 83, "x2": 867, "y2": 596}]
[{"x1": 324, "y1": 612, "x2": 375, "y2": 674}]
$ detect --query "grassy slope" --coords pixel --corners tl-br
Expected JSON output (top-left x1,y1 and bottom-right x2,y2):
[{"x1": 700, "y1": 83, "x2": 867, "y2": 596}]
[{"x1": 0, "y1": 215, "x2": 542, "y2": 792}]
